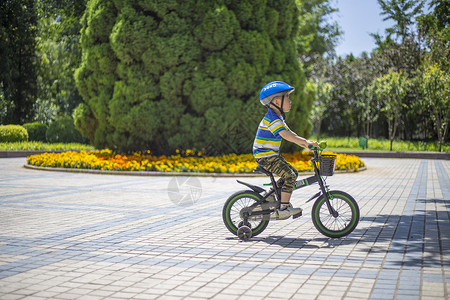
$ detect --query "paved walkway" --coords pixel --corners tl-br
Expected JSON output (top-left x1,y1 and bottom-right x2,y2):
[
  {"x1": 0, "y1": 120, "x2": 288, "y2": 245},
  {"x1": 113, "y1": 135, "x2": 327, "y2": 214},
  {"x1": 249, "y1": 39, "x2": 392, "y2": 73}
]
[{"x1": 0, "y1": 157, "x2": 449, "y2": 300}]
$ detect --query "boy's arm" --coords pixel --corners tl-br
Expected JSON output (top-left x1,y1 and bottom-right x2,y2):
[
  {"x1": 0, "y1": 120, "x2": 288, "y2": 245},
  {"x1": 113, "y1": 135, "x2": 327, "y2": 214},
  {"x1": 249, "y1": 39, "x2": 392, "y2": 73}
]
[{"x1": 279, "y1": 129, "x2": 317, "y2": 149}]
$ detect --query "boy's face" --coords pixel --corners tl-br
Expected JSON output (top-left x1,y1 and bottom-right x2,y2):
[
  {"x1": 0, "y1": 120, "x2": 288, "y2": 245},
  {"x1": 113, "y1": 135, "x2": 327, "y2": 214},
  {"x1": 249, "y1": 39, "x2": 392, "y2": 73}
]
[{"x1": 273, "y1": 94, "x2": 292, "y2": 112}]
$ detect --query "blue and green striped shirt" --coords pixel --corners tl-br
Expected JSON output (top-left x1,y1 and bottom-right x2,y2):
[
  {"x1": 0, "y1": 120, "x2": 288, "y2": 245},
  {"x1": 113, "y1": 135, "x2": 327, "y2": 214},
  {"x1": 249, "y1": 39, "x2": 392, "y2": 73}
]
[{"x1": 253, "y1": 109, "x2": 289, "y2": 158}]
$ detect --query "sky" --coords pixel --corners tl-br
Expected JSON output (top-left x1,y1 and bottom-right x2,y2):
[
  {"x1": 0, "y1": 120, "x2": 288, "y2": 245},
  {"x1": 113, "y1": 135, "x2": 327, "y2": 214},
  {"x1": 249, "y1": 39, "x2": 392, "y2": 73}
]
[{"x1": 330, "y1": 0, "x2": 396, "y2": 57}]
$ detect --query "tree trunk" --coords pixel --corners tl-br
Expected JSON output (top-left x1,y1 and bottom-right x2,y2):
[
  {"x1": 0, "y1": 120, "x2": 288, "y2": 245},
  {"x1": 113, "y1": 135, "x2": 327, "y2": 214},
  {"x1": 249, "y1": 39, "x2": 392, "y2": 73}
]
[
  {"x1": 316, "y1": 119, "x2": 322, "y2": 141},
  {"x1": 388, "y1": 119, "x2": 395, "y2": 151},
  {"x1": 437, "y1": 120, "x2": 442, "y2": 153}
]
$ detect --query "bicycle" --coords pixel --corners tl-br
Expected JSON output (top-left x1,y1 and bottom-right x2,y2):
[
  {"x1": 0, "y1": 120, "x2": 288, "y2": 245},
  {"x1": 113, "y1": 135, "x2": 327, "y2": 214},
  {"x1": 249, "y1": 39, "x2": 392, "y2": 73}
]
[{"x1": 222, "y1": 142, "x2": 360, "y2": 241}]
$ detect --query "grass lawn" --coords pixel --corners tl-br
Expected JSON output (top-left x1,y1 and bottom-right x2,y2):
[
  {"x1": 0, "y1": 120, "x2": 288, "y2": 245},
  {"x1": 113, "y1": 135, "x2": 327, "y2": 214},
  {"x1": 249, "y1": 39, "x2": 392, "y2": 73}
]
[
  {"x1": 1, "y1": 137, "x2": 448, "y2": 153},
  {"x1": 0, "y1": 141, "x2": 95, "y2": 151},
  {"x1": 322, "y1": 137, "x2": 449, "y2": 153}
]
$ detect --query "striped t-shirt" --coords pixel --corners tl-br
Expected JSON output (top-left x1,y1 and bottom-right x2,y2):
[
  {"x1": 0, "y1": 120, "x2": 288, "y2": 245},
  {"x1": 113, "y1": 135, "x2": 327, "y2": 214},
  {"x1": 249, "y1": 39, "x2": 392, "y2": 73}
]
[{"x1": 253, "y1": 109, "x2": 289, "y2": 158}]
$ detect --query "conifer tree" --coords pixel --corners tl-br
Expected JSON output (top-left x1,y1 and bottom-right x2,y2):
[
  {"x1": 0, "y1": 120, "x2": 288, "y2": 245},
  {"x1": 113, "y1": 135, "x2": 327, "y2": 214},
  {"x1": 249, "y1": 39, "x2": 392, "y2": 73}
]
[{"x1": 75, "y1": 0, "x2": 310, "y2": 153}]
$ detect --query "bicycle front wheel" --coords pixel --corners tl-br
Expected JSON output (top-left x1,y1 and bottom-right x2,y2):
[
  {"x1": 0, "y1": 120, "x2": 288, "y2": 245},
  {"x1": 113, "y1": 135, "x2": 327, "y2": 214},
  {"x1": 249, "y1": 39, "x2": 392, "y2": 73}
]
[
  {"x1": 312, "y1": 190, "x2": 359, "y2": 238},
  {"x1": 222, "y1": 190, "x2": 269, "y2": 237}
]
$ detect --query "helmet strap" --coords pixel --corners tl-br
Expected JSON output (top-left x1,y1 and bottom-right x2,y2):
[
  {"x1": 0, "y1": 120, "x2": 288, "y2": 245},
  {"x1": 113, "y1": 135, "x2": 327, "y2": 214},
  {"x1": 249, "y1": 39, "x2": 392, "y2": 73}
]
[{"x1": 271, "y1": 95, "x2": 285, "y2": 119}]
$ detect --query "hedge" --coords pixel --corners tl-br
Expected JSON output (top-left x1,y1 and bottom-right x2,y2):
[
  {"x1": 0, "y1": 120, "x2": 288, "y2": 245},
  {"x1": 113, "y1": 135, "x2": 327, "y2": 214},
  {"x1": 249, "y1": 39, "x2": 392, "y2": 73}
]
[
  {"x1": 23, "y1": 122, "x2": 48, "y2": 142},
  {"x1": 0, "y1": 125, "x2": 29, "y2": 142}
]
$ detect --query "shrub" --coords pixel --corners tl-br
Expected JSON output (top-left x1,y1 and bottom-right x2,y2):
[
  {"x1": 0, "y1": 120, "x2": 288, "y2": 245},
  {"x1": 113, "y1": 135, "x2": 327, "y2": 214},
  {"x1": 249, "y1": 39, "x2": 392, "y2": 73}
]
[
  {"x1": 72, "y1": 103, "x2": 97, "y2": 142},
  {"x1": 46, "y1": 116, "x2": 84, "y2": 143},
  {"x1": 0, "y1": 125, "x2": 29, "y2": 142},
  {"x1": 75, "y1": 0, "x2": 308, "y2": 153},
  {"x1": 23, "y1": 122, "x2": 48, "y2": 142}
]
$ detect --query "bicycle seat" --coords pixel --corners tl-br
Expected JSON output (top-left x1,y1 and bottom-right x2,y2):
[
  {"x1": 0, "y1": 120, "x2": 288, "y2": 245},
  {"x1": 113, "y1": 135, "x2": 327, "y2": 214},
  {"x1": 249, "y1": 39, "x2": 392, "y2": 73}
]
[{"x1": 253, "y1": 166, "x2": 273, "y2": 177}]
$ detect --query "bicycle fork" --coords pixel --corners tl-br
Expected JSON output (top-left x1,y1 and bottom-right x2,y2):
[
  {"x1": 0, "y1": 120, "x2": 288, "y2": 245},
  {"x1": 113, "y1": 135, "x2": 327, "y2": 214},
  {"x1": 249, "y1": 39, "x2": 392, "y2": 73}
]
[
  {"x1": 319, "y1": 178, "x2": 339, "y2": 217},
  {"x1": 311, "y1": 160, "x2": 338, "y2": 218}
]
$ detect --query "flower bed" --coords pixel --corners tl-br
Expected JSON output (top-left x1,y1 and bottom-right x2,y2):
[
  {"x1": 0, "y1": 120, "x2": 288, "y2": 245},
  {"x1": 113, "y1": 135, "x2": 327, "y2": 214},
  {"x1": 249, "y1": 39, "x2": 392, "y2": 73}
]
[{"x1": 26, "y1": 149, "x2": 365, "y2": 174}]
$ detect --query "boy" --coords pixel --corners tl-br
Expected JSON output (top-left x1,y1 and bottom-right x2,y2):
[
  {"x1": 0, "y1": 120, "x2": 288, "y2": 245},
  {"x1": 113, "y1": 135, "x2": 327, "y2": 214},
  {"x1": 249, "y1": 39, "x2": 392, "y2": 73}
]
[{"x1": 253, "y1": 81, "x2": 318, "y2": 220}]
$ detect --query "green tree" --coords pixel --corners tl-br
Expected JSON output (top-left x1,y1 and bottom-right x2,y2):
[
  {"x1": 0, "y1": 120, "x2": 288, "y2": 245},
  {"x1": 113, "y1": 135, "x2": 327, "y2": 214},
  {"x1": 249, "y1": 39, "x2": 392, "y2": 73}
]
[
  {"x1": 313, "y1": 0, "x2": 447, "y2": 143},
  {"x1": 319, "y1": 56, "x2": 358, "y2": 137},
  {"x1": 358, "y1": 83, "x2": 380, "y2": 142},
  {"x1": 0, "y1": 0, "x2": 37, "y2": 124},
  {"x1": 374, "y1": 36, "x2": 425, "y2": 140},
  {"x1": 419, "y1": 63, "x2": 449, "y2": 152},
  {"x1": 309, "y1": 79, "x2": 332, "y2": 141},
  {"x1": 372, "y1": 70, "x2": 410, "y2": 151},
  {"x1": 417, "y1": 0, "x2": 450, "y2": 71},
  {"x1": 418, "y1": 0, "x2": 449, "y2": 39},
  {"x1": 296, "y1": 0, "x2": 342, "y2": 75},
  {"x1": 75, "y1": 0, "x2": 309, "y2": 154},
  {"x1": 34, "y1": 0, "x2": 86, "y2": 123},
  {"x1": 377, "y1": 0, "x2": 425, "y2": 42},
  {"x1": 370, "y1": 0, "x2": 441, "y2": 140},
  {"x1": 320, "y1": 53, "x2": 380, "y2": 138},
  {"x1": 370, "y1": 0, "x2": 425, "y2": 65}
]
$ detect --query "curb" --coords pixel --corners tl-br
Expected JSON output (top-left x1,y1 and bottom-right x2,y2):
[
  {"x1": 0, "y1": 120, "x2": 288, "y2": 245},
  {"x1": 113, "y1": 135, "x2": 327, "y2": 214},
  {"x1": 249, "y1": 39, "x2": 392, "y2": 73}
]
[
  {"x1": 334, "y1": 150, "x2": 450, "y2": 160},
  {"x1": 23, "y1": 164, "x2": 366, "y2": 177},
  {"x1": 23, "y1": 164, "x2": 267, "y2": 177},
  {"x1": 0, "y1": 150, "x2": 81, "y2": 158},
  {"x1": 1, "y1": 150, "x2": 448, "y2": 159}
]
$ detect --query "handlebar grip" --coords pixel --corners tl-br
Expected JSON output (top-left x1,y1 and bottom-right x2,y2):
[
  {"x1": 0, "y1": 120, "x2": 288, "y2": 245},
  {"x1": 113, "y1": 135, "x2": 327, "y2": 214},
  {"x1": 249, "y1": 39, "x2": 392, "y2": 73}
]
[{"x1": 308, "y1": 141, "x2": 327, "y2": 151}]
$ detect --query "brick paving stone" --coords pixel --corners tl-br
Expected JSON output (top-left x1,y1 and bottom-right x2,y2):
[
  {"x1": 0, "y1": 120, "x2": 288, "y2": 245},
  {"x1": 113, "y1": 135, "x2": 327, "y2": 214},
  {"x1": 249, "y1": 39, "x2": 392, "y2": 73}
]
[
  {"x1": 2, "y1": 294, "x2": 24, "y2": 300},
  {"x1": 0, "y1": 157, "x2": 449, "y2": 299}
]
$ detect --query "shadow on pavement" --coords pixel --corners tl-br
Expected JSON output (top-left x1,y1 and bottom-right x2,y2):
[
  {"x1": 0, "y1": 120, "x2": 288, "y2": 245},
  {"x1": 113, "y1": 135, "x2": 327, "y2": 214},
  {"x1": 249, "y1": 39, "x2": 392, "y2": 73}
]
[{"x1": 255, "y1": 199, "x2": 449, "y2": 268}]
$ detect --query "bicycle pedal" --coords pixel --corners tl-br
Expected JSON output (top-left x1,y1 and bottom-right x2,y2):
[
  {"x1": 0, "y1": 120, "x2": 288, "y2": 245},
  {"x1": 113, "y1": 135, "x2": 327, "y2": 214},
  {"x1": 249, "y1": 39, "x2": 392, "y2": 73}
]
[{"x1": 293, "y1": 211, "x2": 303, "y2": 219}]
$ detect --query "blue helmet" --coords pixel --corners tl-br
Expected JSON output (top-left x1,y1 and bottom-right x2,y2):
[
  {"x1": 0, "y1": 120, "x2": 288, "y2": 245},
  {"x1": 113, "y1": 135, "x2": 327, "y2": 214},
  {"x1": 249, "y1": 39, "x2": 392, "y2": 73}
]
[{"x1": 259, "y1": 81, "x2": 294, "y2": 106}]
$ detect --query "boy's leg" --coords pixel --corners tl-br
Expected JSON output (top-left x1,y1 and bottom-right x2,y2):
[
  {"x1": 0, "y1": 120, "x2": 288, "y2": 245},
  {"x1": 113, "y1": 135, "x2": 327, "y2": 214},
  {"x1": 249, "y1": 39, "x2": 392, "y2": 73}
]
[
  {"x1": 280, "y1": 192, "x2": 292, "y2": 205},
  {"x1": 256, "y1": 156, "x2": 300, "y2": 218},
  {"x1": 272, "y1": 156, "x2": 298, "y2": 202},
  {"x1": 256, "y1": 155, "x2": 298, "y2": 197}
]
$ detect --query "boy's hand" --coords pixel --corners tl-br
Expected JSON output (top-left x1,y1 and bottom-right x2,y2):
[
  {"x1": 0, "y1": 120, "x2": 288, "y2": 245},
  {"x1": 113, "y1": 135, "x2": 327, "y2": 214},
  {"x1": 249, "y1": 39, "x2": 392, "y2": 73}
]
[{"x1": 306, "y1": 140, "x2": 318, "y2": 148}]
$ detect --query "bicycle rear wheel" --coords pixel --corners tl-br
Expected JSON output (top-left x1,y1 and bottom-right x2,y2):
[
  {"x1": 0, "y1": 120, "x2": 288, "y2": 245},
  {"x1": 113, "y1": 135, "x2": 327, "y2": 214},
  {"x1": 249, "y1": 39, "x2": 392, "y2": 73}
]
[
  {"x1": 222, "y1": 190, "x2": 269, "y2": 237},
  {"x1": 312, "y1": 190, "x2": 359, "y2": 238}
]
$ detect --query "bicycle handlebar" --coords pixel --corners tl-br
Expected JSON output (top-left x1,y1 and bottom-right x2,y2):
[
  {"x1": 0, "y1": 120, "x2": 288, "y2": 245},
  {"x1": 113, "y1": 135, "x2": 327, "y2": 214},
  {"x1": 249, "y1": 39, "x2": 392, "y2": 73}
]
[{"x1": 308, "y1": 141, "x2": 327, "y2": 151}]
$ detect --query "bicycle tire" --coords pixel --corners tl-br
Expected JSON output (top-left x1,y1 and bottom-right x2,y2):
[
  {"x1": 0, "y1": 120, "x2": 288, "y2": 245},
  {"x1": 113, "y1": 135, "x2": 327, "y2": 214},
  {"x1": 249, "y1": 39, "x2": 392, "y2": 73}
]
[
  {"x1": 311, "y1": 190, "x2": 359, "y2": 238},
  {"x1": 222, "y1": 190, "x2": 270, "y2": 237}
]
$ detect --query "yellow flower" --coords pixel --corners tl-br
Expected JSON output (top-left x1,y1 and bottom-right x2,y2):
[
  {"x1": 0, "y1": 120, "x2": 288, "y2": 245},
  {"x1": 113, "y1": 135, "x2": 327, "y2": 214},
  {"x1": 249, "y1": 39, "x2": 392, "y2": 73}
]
[{"x1": 26, "y1": 149, "x2": 364, "y2": 174}]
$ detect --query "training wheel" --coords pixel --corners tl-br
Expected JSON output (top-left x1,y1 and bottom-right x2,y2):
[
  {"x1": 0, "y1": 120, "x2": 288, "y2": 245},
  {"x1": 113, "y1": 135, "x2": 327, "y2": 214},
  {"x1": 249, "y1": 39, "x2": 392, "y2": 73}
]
[
  {"x1": 238, "y1": 221, "x2": 251, "y2": 229},
  {"x1": 237, "y1": 225, "x2": 252, "y2": 241}
]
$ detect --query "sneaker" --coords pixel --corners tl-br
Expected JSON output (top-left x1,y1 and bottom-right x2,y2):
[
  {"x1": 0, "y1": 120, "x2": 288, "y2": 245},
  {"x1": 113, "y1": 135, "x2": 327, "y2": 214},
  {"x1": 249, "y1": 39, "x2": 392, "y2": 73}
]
[{"x1": 271, "y1": 204, "x2": 302, "y2": 220}]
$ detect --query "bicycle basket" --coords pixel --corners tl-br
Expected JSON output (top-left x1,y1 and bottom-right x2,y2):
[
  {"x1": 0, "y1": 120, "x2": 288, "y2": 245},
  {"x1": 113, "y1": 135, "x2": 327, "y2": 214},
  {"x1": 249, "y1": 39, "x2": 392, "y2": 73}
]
[{"x1": 319, "y1": 155, "x2": 336, "y2": 176}]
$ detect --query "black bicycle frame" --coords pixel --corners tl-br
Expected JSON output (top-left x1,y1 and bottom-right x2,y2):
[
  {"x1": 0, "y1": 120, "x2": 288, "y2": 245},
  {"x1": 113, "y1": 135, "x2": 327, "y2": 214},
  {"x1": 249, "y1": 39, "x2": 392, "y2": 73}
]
[
  {"x1": 309, "y1": 150, "x2": 338, "y2": 217},
  {"x1": 246, "y1": 150, "x2": 337, "y2": 217}
]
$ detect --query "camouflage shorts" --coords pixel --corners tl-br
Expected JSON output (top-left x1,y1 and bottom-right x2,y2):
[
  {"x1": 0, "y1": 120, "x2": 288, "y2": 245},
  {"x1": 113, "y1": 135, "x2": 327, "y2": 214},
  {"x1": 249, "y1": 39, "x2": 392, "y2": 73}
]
[{"x1": 256, "y1": 155, "x2": 298, "y2": 193}]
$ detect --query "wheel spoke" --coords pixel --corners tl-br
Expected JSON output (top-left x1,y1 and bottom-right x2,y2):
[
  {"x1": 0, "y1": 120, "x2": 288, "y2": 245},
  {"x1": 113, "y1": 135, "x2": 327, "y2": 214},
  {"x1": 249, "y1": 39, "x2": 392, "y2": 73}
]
[
  {"x1": 229, "y1": 196, "x2": 264, "y2": 231},
  {"x1": 318, "y1": 196, "x2": 354, "y2": 232}
]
